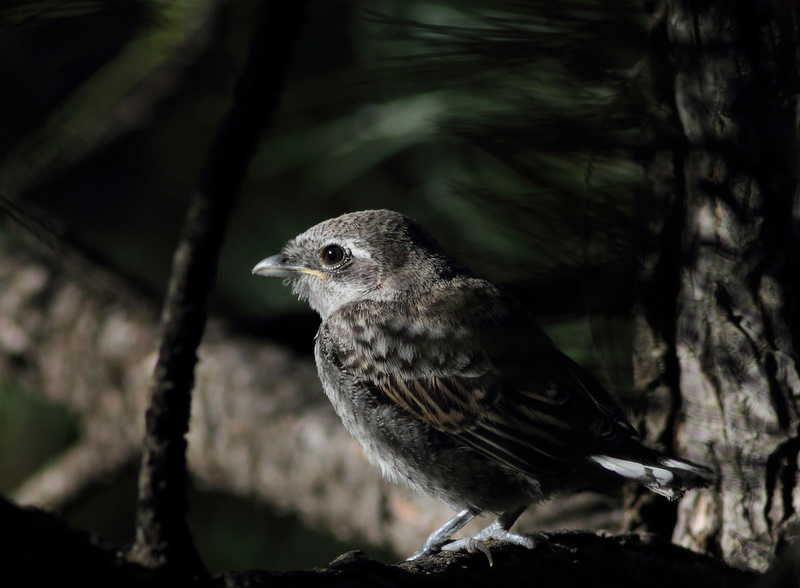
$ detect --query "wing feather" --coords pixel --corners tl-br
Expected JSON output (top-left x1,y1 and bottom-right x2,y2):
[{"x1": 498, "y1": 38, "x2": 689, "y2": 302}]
[{"x1": 328, "y1": 278, "x2": 637, "y2": 477}]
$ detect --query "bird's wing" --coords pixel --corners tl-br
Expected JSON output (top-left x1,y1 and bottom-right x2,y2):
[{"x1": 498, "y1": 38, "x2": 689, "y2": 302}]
[{"x1": 327, "y1": 280, "x2": 637, "y2": 478}]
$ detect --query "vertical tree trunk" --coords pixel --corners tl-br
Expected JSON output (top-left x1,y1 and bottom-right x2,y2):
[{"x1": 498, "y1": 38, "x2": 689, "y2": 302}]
[{"x1": 636, "y1": 0, "x2": 800, "y2": 570}]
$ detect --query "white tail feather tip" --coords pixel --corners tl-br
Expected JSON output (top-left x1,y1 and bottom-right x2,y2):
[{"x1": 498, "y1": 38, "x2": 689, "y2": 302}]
[{"x1": 588, "y1": 454, "x2": 710, "y2": 499}]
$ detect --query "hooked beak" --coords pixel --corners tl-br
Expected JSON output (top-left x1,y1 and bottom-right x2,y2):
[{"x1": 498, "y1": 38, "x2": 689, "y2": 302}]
[{"x1": 252, "y1": 254, "x2": 327, "y2": 280}]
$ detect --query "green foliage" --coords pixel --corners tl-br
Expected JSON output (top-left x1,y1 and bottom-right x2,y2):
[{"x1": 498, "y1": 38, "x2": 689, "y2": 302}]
[
  {"x1": 0, "y1": 379, "x2": 80, "y2": 493},
  {"x1": 350, "y1": 0, "x2": 648, "y2": 282},
  {"x1": 1, "y1": 0, "x2": 649, "y2": 318}
]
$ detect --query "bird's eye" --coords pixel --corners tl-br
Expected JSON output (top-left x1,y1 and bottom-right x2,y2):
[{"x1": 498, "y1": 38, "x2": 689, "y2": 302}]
[{"x1": 320, "y1": 244, "x2": 346, "y2": 266}]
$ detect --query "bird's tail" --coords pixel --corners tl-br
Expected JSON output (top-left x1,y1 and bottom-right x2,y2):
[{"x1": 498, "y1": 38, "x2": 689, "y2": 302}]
[{"x1": 588, "y1": 454, "x2": 713, "y2": 500}]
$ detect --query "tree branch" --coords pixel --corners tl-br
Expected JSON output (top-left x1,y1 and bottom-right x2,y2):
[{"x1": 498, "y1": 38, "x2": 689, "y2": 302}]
[
  {"x1": 5, "y1": 495, "x2": 759, "y2": 588},
  {"x1": 128, "y1": 0, "x2": 308, "y2": 573}
]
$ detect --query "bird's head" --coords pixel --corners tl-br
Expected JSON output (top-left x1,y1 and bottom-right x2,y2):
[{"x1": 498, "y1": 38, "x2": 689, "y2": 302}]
[{"x1": 252, "y1": 210, "x2": 465, "y2": 319}]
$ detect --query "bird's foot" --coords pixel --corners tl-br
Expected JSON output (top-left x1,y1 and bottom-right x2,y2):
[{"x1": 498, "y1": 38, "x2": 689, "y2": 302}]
[
  {"x1": 407, "y1": 536, "x2": 495, "y2": 565},
  {"x1": 406, "y1": 540, "x2": 444, "y2": 562},
  {"x1": 405, "y1": 507, "x2": 532, "y2": 565},
  {"x1": 405, "y1": 508, "x2": 479, "y2": 562},
  {"x1": 440, "y1": 537, "x2": 495, "y2": 565},
  {"x1": 440, "y1": 528, "x2": 536, "y2": 566}
]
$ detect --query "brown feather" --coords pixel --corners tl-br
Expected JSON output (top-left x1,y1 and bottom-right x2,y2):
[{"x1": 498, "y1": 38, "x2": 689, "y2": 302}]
[{"x1": 330, "y1": 277, "x2": 637, "y2": 478}]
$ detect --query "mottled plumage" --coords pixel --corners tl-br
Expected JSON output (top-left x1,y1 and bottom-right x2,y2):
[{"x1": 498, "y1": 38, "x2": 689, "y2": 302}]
[{"x1": 253, "y1": 209, "x2": 711, "y2": 562}]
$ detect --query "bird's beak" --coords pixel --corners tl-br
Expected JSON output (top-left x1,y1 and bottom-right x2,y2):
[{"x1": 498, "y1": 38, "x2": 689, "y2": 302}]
[{"x1": 252, "y1": 254, "x2": 327, "y2": 280}]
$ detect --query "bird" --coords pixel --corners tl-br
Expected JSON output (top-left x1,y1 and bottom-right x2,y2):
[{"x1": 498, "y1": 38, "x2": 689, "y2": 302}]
[{"x1": 252, "y1": 209, "x2": 712, "y2": 563}]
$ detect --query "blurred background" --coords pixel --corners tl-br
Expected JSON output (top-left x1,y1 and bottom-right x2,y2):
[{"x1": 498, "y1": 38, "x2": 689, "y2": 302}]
[{"x1": 0, "y1": 0, "x2": 648, "y2": 572}]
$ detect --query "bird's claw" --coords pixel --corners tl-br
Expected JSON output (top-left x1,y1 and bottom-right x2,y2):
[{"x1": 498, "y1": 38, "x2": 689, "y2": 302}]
[
  {"x1": 441, "y1": 537, "x2": 494, "y2": 566},
  {"x1": 405, "y1": 508, "x2": 535, "y2": 565},
  {"x1": 485, "y1": 530, "x2": 536, "y2": 549},
  {"x1": 440, "y1": 530, "x2": 536, "y2": 565}
]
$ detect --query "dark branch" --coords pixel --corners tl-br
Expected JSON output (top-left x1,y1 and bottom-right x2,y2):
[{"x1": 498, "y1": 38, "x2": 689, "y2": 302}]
[
  {"x1": 127, "y1": 0, "x2": 308, "y2": 573},
  {"x1": 5, "y1": 497, "x2": 759, "y2": 588}
]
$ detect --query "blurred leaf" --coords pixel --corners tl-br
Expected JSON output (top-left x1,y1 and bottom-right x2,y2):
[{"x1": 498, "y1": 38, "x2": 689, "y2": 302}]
[{"x1": 0, "y1": 379, "x2": 80, "y2": 493}]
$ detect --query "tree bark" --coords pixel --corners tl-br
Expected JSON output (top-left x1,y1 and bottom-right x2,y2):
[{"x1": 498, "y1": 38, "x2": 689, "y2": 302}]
[{"x1": 636, "y1": 0, "x2": 800, "y2": 570}]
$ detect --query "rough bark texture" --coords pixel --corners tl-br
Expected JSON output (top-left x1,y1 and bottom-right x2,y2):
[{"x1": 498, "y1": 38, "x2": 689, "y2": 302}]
[
  {"x1": 636, "y1": 0, "x2": 800, "y2": 570},
  {"x1": 626, "y1": 0, "x2": 690, "y2": 540}
]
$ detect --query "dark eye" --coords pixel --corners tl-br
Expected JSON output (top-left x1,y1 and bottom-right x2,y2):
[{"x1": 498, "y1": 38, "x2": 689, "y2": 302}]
[{"x1": 320, "y1": 244, "x2": 346, "y2": 266}]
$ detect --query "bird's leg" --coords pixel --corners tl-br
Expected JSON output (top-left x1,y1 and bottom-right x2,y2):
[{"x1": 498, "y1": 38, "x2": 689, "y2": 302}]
[
  {"x1": 406, "y1": 507, "x2": 481, "y2": 561},
  {"x1": 440, "y1": 506, "x2": 534, "y2": 565}
]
